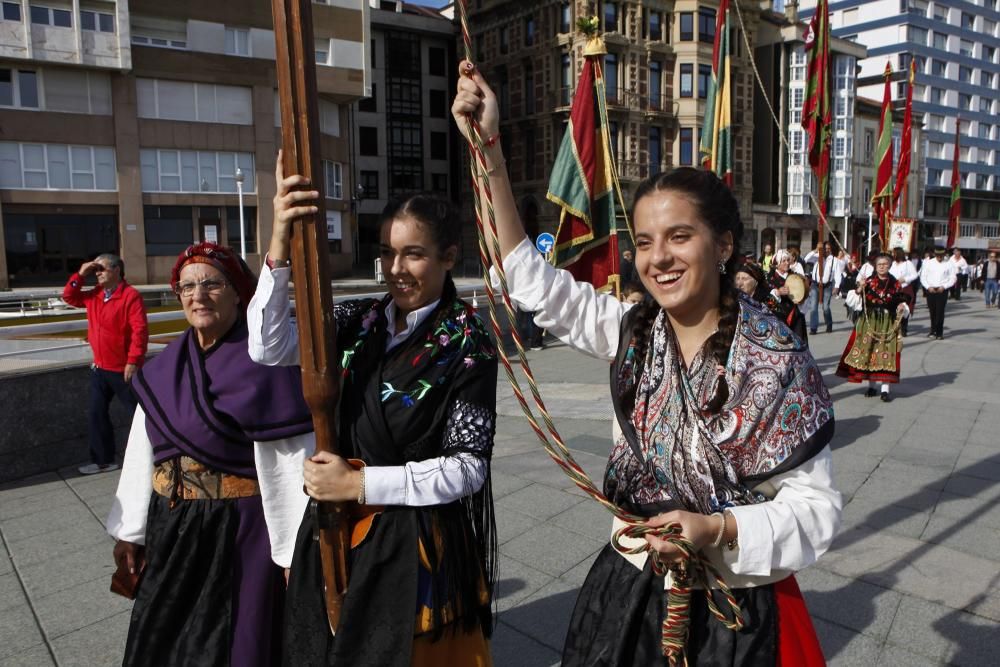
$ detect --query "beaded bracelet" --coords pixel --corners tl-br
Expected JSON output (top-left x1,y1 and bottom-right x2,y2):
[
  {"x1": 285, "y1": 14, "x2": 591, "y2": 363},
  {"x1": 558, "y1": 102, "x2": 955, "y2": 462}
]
[
  {"x1": 711, "y1": 512, "x2": 726, "y2": 549},
  {"x1": 357, "y1": 466, "x2": 366, "y2": 505}
]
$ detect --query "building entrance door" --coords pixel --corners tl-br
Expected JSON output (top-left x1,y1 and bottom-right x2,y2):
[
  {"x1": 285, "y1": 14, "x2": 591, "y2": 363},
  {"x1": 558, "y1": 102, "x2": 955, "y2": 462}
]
[{"x1": 4, "y1": 213, "x2": 118, "y2": 286}]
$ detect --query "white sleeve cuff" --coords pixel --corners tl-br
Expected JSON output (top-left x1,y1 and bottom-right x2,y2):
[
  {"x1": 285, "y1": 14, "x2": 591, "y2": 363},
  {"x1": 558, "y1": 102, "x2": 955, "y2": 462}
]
[
  {"x1": 364, "y1": 453, "x2": 487, "y2": 507},
  {"x1": 363, "y1": 465, "x2": 408, "y2": 506},
  {"x1": 247, "y1": 260, "x2": 299, "y2": 366},
  {"x1": 254, "y1": 433, "x2": 312, "y2": 568},
  {"x1": 722, "y1": 505, "x2": 775, "y2": 576}
]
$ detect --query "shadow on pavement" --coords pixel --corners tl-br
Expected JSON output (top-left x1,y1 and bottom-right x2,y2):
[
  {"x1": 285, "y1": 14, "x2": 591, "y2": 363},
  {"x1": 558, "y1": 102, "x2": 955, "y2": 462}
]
[{"x1": 829, "y1": 415, "x2": 882, "y2": 450}]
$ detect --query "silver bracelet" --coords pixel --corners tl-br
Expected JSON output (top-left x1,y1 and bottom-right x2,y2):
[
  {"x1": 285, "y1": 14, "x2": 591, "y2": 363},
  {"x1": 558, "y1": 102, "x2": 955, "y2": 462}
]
[
  {"x1": 357, "y1": 466, "x2": 366, "y2": 505},
  {"x1": 711, "y1": 512, "x2": 726, "y2": 549}
]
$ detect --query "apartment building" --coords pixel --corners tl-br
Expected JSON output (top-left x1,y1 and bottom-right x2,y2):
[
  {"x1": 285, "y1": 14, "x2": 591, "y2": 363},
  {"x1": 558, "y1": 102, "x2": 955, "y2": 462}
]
[
  {"x1": 798, "y1": 0, "x2": 1000, "y2": 254},
  {"x1": 352, "y1": 0, "x2": 459, "y2": 269},
  {"x1": 0, "y1": 0, "x2": 369, "y2": 288},
  {"x1": 751, "y1": 1, "x2": 871, "y2": 255}
]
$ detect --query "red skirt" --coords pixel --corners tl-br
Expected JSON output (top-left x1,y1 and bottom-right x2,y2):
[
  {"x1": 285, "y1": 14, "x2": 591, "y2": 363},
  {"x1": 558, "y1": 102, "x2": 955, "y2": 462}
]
[{"x1": 776, "y1": 575, "x2": 826, "y2": 666}]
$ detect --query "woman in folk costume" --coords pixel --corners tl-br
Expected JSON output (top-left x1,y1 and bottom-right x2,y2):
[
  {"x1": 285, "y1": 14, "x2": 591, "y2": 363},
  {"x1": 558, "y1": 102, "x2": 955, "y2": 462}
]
[
  {"x1": 889, "y1": 247, "x2": 918, "y2": 337},
  {"x1": 733, "y1": 260, "x2": 801, "y2": 332},
  {"x1": 837, "y1": 253, "x2": 909, "y2": 402},
  {"x1": 454, "y1": 64, "x2": 840, "y2": 666},
  {"x1": 249, "y1": 160, "x2": 498, "y2": 666},
  {"x1": 106, "y1": 242, "x2": 315, "y2": 666},
  {"x1": 767, "y1": 249, "x2": 810, "y2": 344}
]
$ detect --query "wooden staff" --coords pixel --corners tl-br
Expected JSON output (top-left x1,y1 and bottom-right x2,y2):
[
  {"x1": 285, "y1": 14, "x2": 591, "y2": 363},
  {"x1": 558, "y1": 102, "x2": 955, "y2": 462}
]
[{"x1": 271, "y1": 0, "x2": 349, "y2": 634}]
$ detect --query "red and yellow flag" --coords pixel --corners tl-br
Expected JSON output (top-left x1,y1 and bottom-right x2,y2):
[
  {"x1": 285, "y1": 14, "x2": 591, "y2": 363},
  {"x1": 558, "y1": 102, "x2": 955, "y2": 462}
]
[
  {"x1": 892, "y1": 59, "x2": 916, "y2": 216},
  {"x1": 872, "y1": 62, "x2": 894, "y2": 246},
  {"x1": 947, "y1": 120, "x2": 962, "y2": 247},
  {"x1": 548, "y1": 46, "x2": 621, "y2": 292},
  {"x1": 803, "y1": 0, "x2": 831, "y2": 222},
  {"x1": 700, "y1": 0, "x2": 732, "y2": 185}
]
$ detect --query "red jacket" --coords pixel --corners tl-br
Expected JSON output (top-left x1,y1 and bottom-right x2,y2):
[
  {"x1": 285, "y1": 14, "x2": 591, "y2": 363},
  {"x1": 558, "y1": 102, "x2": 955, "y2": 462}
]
[{"x1": 62, "y1": 275, "x2": 149, "y2": 372}]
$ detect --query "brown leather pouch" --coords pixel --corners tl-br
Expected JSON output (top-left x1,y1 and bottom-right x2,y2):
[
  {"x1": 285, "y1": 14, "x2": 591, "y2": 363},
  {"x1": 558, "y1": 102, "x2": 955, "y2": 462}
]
[{"x1": 110, "y1": 562, "x2": 144, "y2": 600}]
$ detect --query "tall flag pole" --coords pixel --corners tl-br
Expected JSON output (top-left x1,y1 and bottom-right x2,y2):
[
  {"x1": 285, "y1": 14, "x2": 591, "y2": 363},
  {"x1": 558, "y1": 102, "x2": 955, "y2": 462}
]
[
  {"x1": 892, "y1": 59, "x2": 916, "y2": 217},
  {"x1": 700, "y1": 0, "x2": 732, "y2": 185},
  {"x1": 872, "y1": 62, "x2": 894, "y2": 249},
  {"x1": 548, "y1": 18, "x2": 621, "y2": 293},
  {"x1": 802, "y1": 0, "x2": 830, "y2": 292},
  {"x1": 947, "y1": 118, "x2": 962, "y2": 247}
]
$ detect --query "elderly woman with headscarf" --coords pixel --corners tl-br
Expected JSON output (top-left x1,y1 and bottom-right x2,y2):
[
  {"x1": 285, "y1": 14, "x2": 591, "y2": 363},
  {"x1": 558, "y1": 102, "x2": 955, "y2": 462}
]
[
  {"x1": 106, "y1": 242, "x2": 314, "y2": 666},
  {"x1": 767, "y1": 249, "x2": 810, "y2": 344}
]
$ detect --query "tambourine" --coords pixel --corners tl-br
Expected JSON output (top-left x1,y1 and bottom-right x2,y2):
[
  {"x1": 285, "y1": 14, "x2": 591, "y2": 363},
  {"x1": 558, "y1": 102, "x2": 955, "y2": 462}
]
[{"x1": 785, "y1": 274, "x2": 808, "y2": 304}]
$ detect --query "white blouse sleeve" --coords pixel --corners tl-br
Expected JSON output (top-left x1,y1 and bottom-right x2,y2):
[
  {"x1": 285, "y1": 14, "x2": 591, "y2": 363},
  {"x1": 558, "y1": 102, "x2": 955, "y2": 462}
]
[
  {"x1": 106, "y1": 408, "x2": 155, "y2": 544},
  {"x1": 247, "y1": 263, "x2": 299, "y2": 367},
  {"x1": 364, "y1": 452, "x2": 486, "y2": 507},
  {"x1": 722, "y1": 446, "x2": 842, "y2": 576},
  {"x1": 490, "y1": 238, "x2": 630, "y2": 361},
  {"x1": 254, "y1": 433, "x2": 312, "y2": 568}
]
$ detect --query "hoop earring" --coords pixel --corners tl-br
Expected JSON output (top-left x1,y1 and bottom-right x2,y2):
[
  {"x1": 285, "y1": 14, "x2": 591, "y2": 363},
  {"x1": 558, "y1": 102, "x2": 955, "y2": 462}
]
[{"x1": 718, "y1": 260, "x2": 727, "y2": 275}]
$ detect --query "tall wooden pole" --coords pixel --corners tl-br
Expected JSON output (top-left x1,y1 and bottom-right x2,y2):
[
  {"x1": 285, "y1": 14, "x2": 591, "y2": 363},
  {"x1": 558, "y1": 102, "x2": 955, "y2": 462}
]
[{"x1": 271, "y1": 0, "x2": 349, "y2": 634}]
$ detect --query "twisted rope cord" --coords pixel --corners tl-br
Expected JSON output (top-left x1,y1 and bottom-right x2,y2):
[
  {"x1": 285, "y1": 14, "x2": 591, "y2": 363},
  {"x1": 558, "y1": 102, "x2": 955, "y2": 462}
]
[{"x1": 456, "y1": 3, "x2": 743, "y2": 661}]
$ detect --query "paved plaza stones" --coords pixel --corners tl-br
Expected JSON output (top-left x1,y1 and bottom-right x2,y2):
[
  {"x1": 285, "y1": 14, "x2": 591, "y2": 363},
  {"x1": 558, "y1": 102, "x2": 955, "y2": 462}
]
[{"x1": 2, "y1": 295, "x2": 999, "y2": 665}]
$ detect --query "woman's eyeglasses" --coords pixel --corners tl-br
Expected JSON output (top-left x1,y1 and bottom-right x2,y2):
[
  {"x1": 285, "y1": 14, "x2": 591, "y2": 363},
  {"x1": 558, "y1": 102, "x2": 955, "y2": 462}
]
[{"x1": 174, "y1": 279, "x2": 228, "y2": 297}]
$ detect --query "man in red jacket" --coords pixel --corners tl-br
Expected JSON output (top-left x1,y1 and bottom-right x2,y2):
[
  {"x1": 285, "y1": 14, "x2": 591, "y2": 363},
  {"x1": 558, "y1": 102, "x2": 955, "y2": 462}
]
[{"x1": 63, "y1": 253, "x2": 148, "y2": 474}]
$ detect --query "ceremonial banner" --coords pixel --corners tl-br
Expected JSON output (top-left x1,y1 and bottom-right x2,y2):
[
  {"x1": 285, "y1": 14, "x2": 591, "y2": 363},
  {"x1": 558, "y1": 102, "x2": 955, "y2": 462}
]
[
  {"x1": 947, "y1": 120, "x2": 962, "y2": 247},
  {"x1": 700, "y1": 0, "x2": 732, "y2": 185},
  {"x1": 548, "y1": 39, "x2": 621, "y2": 292},
  {"x1": 892, "y1": 59, "x2": 916, "y2": 216},
  {"x1": 872, "y1": 62, "x2": 894, "y2": 247},
  {"x1": 803, "y1": 0, "x2": 831, "y2": 219},
  {"x1": 888, "y1": 218, "x2": 915, "y2": 253}
]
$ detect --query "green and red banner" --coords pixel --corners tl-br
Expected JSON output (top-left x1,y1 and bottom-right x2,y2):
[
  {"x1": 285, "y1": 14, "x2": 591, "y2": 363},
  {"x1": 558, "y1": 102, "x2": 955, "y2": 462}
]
[
  {"x1": 548, "y1": 51, "x2": 621, "y2": 292},
  {"x1": 803, "y1": 0, "x2": 831, "y2": 222},
  {"x1": 892, "y1": 59, "x2": 915, "y2": 216},
  {"x1": 872, "y1": 62, "x2": 894, "y2": 246},
  {"x1": 947, "y1": 119, "x2": 962, "y2": 247},
  {"x1": 700, "y1": 0, "x2": 732, "y2": 185}
]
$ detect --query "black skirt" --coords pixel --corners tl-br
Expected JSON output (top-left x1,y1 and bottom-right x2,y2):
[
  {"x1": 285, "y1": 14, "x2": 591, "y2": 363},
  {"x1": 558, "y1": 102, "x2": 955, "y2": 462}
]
[
  {"x1": 123, "y1": 493, "x2": 283, "y2": 667},
  {"x1": 562, "y1": 544, "x2": 777, "y2": 667}
]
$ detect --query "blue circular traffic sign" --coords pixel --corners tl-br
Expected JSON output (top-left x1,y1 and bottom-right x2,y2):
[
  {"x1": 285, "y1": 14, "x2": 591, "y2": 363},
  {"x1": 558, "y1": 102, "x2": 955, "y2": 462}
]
[{"x1": 535, "y1": 233, "x2": 555, "y2": 255}]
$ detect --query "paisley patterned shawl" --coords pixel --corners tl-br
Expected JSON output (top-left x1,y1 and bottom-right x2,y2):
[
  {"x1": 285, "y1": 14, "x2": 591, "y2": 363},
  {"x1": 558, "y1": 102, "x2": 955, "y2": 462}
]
[{"x1": 606, "y1": 295, "x2": 834, "y2": 515}]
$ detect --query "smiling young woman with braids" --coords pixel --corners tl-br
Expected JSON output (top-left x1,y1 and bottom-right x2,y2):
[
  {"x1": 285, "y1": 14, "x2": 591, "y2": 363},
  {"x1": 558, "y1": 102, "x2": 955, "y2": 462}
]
[{"x1": 454, "y1": 63, "x2": 841, "y2": 666}]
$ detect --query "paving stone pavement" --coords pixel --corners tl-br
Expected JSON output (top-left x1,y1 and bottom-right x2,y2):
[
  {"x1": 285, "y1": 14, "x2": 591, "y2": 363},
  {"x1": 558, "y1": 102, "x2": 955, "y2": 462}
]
[{"x1": 2, "y1": 293, "x2": 998, "y2": 665}]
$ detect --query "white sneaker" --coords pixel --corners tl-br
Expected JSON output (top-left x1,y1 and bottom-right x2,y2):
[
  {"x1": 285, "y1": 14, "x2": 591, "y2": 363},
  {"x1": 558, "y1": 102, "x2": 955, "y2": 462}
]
[{"x1": 78, "y1": 463, "x2": 119, "y2": 475}]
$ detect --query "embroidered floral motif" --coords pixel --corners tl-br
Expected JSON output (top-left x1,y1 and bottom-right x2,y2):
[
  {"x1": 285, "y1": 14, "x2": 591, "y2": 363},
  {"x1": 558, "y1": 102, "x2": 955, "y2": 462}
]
[{"x1": 339, "y1": 302, "x2": 380, "y2": 376}]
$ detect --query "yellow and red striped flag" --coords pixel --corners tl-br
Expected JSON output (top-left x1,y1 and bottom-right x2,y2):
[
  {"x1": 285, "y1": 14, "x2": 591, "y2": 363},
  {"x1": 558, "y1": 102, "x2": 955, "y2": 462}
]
[{"x1": 700, "y1": 0, "x2": 732, "y2": 185}]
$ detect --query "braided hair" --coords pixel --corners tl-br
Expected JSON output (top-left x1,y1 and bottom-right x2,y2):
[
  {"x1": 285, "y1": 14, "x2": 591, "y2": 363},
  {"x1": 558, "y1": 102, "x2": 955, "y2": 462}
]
[{"x1": 621, "y1": 168, "x2": 744, "y2": 416}]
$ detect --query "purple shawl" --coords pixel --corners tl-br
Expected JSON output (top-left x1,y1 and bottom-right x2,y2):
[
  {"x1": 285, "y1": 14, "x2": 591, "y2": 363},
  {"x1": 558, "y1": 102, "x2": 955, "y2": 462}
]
[{"x1": 132, "y1": 319, "x2": 313, "y2": 477}]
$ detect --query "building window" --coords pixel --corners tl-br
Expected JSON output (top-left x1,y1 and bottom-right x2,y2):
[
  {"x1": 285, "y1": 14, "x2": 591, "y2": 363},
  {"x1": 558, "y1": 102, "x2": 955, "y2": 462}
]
[
  {"x1": 679, "y1": 63, "x2": 693, "y2": 98},
  {"x1": 560, "y1": 1, "x2": 571, "y2": 33},
  {"x1": 429, "y1": 89, "x2": 447, "y2": 118},
  {"x1": 959, "y1": 93, "x2": 972, "y2": 110},
  {"x1": 0, "y1": 68, "x2": 39, "y2": 109},
  {"x1": 224, "y1": 206, "x2": 257, "y2": 254},
  {"x1": 315, "y1": 38, "x2": 329, "y2": 66},
  {"x1": 679, "y1": 12, "x2": 693, "y2": 41},
  {"x1": 139, "y1": 149, "x2": 255, "y2": 194},
  {"x1": 698, "y1": 8, "x2": 715, "y2": 43},
  {"x1": 144, "y1": 206, "x2": 193, "y2": 257},
  {"x1": 604, "y1": 2, "x2": 618, "y2": 32},
  {"x1": 323, "y1": 160, "x2": 342, "y2": 199},
  {"x1": 524, "y1": 16, "x2": 535, "y2": 46},
  {"x1": 679, "y1": 127, "x2": 693, "y2": 165},
  {"x1": 959, "y1": 223, "x2": 975, "y2": 238},
  {"x1": 430, "y1": 131, "x2": 447, "y2": 160},
  {"x1": 979, "y1": 124, "x2": 992, "y2": 140},
  {"x1": 137, "y1": 79, "x2": 253, "y2": 125},
  {"x1": 608, "y1": 121, "x2": 620, "y2": 164},
  {"x1": 2, "y1": 2, "x2": 21, "y2": 21},
  {"x1": 930, "y1": 59, "x2": 946, "y2": 77},
  {"x1": 932, "y1": 4, "x2": 948, "y2": 21},
  {"x1": 649, "y1": 127, "x2": 661, "y2": 175},
  {"x1": 981, "y1": 71, "x2": 994, "y2": 88},
  {"x1": 927, "y1": 168, "x2": 942, "y2": 186},
  {"x1": 359, "y1": 126, "x2": 378, "y2": 156},
  {"x1": 428, "y1": 47, "x2": 446, "y2": 76},
  {"x1": 980, "y1": 97, "x2": 993, "y2": 114},
  {"x1": 959, "y1": 40, "x2": 973, "y2": 58},
  {"x1": 649, "y1": 60, "x2": 662, "y2": 109},
  {"x1": 930, "y1": 87, "x2": 944, "y2": 105},
  {"x1": 958, "y1": 65, "x2": 972, "y2": 83},
  {"x1": 358, "y1": 83, "x2": 376, "y2": 113},
  {"x1": 605, "y1": 53, "x2": 619, "y2": 102},
  {"x1": 649, "y1": 11, "x2": 663, "y2": 41},
  {"x1": 932, "y1": 32, "x2": 947, "y2": 50},
  {"x1": 80, "y1": 10, "x2": 114, "y2": 33},
  {"x1": 30, "y1": 5, "x2": 71, "y2": 27},
  {"x1": 499, "y1": 26, "x2": 509, "y2": 54},
  {"x1": 359, "y1": 170, "x2": 378, "y2": 199},
  {"x1": 131, "y1": 34, "x2": 186, "y2": 50},
  {"x1": 431, "y1": 173, "x2": 448, "y2": 192},
  {"x1": 0, "y1": 142, "x2": 116, "y2": 190},
  {"x1": 698, "y1": 64, "x2": 711, "y2": 99},
  {"x1": 961, "y1": 12, "x2": 975, "y2": 30},
  {"x1": 524, "y1": 61, "x2": 535, "y2": 114},
  {"x1": 224, "y1": 27, "x2": 251, "y2": 57},
  {"x1": 976, "y1": 174, "x2": 988, "y2": 190},
  {"x1": 909, "y1": 26, "x2": 928, "y2": 44},
  {"x1": 560, "y1": 53, "x2": 571, "y2": 105}
]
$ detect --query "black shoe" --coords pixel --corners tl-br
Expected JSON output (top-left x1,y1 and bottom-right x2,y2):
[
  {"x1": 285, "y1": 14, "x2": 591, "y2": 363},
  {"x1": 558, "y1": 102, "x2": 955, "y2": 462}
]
[
  {"x1": 865, "y1": 388, "x2": 878, "y2": 398},
  {"x1": 810, "y1": 329, "x2": 818, "y2": 335},
  {"x1": 880, "y1": 391, "x2": 891, "y2": 402},
  {"x1": 936, "y1": 335, "x2": 944, "y2": 340},
  {"x1": 927, "y1": 333, "x2": 936, "y2": 338},
  {"x1": 826, "y1": 327, "x2": 833, "y2": 334}
]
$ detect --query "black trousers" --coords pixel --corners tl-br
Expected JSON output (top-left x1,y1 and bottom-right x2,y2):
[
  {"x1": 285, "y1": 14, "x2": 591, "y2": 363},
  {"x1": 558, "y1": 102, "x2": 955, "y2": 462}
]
[
  {"x1": 88, "y1": 366, "x2": 137, "y2": 465},
  {"x1": 926, "y1": 291, "x2": 948, "y2": 337}
]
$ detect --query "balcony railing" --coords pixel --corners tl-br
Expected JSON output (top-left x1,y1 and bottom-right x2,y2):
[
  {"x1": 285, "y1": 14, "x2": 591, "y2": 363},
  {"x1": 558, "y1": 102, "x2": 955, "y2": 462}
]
[{"x1": 548, "y1": 87, "x2": 676, "y2": 115}]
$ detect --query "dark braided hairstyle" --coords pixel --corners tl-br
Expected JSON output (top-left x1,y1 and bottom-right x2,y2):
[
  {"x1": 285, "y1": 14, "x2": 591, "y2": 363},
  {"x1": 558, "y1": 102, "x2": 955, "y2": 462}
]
[{"x1": 621, "y1": 167, "x2": 744, "y2": 416}]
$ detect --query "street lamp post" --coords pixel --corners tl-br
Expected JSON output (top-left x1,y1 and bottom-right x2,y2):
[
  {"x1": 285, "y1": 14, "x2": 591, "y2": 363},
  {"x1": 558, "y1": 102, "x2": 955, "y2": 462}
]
[{"x1": 235, "y1": 168, "x2": 246, "y2": 258}]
